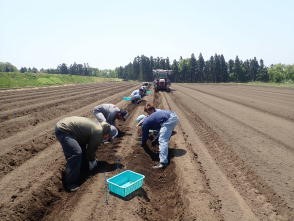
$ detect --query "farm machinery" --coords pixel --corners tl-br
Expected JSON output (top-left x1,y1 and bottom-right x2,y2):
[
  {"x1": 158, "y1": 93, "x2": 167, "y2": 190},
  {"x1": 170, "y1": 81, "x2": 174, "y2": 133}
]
[{"x1": 153, "y1": 69, "x2": 172, "y2": 92}]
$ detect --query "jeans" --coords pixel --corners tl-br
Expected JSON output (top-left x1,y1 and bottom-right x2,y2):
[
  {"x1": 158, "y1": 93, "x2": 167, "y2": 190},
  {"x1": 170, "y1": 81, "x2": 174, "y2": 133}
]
[
  {"x1": 55, "y1": 128, "x2": 86, "y2": 188},
  {"x1": 158, "y1": 112, "x2": 179, "y2": 164}
]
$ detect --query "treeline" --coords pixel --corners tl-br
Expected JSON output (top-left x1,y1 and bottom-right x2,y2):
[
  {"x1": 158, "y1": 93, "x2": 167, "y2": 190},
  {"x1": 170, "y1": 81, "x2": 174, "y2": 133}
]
[
  {"x1": 1, "y1": 56, "x2": 294, "y2": 83},
  {"x1": 19, "y1": 62, "x2": 117, "y2": 78},
  {"x1": 268, "y1": 64, "x2": 294, "y2": 83},
  {"x1": 0, "y1": 62, "x2": 18, "y2": 72},
  {"x1": 115, "y1": 54, "x2": 270, "y2": 83},
  {"x1": 115, "y1": 56, "x2": 171, "y2": 82}
]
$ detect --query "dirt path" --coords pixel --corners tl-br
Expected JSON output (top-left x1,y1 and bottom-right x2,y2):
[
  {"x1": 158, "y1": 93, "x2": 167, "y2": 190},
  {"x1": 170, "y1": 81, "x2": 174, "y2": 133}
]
[{"x1": 0, "y1": 83, "x2": 293, "y2": 221}]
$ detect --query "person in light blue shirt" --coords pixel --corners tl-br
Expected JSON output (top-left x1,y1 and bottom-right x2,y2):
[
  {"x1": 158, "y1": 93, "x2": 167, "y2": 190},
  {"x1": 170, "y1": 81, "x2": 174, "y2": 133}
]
[
  {"x1": 130, "y1": 88, "x2": 144, "y2": 104},
  {"x1": 93, "y1": 103, "x2": 128, "y2": 126},
  {"x1": 141, "y1": 106, "x2": 179, "y2": 169}
]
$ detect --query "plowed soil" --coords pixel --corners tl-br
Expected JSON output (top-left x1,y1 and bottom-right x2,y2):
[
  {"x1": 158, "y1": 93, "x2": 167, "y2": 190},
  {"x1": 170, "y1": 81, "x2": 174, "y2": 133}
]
[{"x1": 0, "y1": 82, "x2": 293, "y2": 221}]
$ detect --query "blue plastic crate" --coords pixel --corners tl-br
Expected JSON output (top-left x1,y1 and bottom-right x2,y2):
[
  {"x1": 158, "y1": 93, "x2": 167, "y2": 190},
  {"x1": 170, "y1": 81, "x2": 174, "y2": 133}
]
[{"x1": 107, "y1": 170, "x2": 145, "y2": 197}]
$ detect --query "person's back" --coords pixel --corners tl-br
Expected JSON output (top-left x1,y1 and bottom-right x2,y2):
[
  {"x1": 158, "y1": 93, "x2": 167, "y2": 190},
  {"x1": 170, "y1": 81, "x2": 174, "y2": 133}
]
[
  {"x1": 130, "y1": 89, "x2": 142, "y2": 103},
  {"x1": 55, "y1": 116, "x2": 115, "y2": 191},
  {"x1": 131, "y1": 89, "x2": 139, "y2": 96},
  {"x1": 93, "y1": 104, "x2": 120, "y2": 125},
  {"x1": 94, "y1": 103, "x2": 119, "y2": 117},
  {"x1": 141, "y1": 110, "x2": 172, "y2": 143},
  {"x1": 56, "y1": 116, "x2": 103, "y2": 148}
]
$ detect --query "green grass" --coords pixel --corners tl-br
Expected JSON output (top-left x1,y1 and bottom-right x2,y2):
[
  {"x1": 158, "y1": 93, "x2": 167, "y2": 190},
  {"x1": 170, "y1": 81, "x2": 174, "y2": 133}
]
[
  {"x1": 244, "y1": 81, "x2": 294, "y2": 88},
  {"x1": 0, "y1": 72, "x2": 122, "y2": 89}
]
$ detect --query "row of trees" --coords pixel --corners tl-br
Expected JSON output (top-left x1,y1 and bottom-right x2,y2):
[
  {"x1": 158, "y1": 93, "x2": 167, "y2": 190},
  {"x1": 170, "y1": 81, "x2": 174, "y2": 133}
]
[
  {"x1": 19, "y1": 62, "x2": 117, "y2": 78},
  {"x1": 1, "y1": 56, "x2": 293, "y2": 83},
  {"x1": 115, "y1": 56, "x2": 170, "y2": 81},
  {"x1": 20, "y1": 67, "x2": 38, "y2": 73},
  {"x1": 46, "y1": 63, "x2": 91, "y2": 75},
  {"x1": 115, "y1": 54, "x2": 270, "y2": 83}
]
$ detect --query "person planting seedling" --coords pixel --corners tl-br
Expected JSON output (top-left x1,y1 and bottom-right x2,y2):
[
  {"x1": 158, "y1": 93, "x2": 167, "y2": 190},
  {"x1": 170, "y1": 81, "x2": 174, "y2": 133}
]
[{"x1": 55, "y1": 116, "x2": 118, "y2": 192}]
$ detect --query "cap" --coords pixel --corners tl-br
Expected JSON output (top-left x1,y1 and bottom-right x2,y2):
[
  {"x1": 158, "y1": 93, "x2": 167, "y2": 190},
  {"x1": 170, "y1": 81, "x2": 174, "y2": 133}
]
[
  {"x1": 101, "y1": 122, "x2": 118, "y2": 139},
  {"x1": 136, "y1": 114, "x2": 146, "y2": 125}
]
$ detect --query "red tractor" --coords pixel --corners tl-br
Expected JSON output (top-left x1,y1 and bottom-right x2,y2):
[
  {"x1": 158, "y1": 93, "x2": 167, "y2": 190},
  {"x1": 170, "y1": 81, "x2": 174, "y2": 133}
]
[{"x1": 153, "y1": 69, "x2": 172, "y2": 92}]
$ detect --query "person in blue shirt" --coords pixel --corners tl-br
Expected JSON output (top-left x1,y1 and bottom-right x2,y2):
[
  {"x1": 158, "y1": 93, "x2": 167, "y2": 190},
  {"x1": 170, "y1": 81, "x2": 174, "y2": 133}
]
[
  {"x1": 141, "y1": 105, "x2": 179, "y2": 169},
  {"x1": 130, "y1": 88, "x2": 144, "y2": 104}
]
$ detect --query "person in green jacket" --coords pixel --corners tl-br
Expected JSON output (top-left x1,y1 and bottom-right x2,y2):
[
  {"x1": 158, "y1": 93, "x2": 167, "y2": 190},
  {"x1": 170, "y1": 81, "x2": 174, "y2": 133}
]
[{"x1": 55, "y1": 116, "x2": 118, "y2": 192}]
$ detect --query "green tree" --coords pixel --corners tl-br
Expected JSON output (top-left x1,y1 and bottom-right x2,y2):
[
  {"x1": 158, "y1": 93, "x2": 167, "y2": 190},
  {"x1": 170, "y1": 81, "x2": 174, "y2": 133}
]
[
  {"x1": 171, "y1": 59, "x2": 179, "y2": 82},
  {"x1": 256, "y1": 59, "x2": 269, "y2": 81},
  {"x1": 268, "y1": 64, "x2": 287, "y2": 82},
  {"x1": 189, "y1": 53, "x2": 197, "y2": 82},
  {"x1": 285, "y1": 65, "x2": 294, "y2": 81},
  {"x1": 233, "y1": 56, "x2": 242, "y2": 82},
  {"x1": 214, "y1": 54, "x2": 221, "y2": 82},
  {"x1": 220, "y1": 55, "x2": 228, "y2": 82},
  {"x1": 57, "y1": 63, "x2": 68, "y2": 74},
  {"x1": 69, "y1": 63, "x2": 78, "y2": 75},
  {"x1": 242, "y1": 60, "x2": 250, "y2": 82},
  {"x1": 20, "y1": 67, "x2": 27, "y2": 73},
  {"x1": 32, "y1": 67, "x2": 38, "y2": 73},
  {"x1": 228, "y1": 59, "x2": 234, "y2": 81},
  {"x1": 198, "y1": 53, "x2": 205, "y2": 82},
  {"x1": 206, "y1": 56, "x2": 214, "y2": 82},
  {"x1": 133, "y1": 57, "x2": 140, "y2": 80},
  {"x1": 178, "y1": 57, "x2": 189, "y2": 82},
  {"x1": 249, "y1": 57, "x2": 259, "y2": 81},
  {"x1": 0, "y1": 62, "x2": 18, "y2": 72}
]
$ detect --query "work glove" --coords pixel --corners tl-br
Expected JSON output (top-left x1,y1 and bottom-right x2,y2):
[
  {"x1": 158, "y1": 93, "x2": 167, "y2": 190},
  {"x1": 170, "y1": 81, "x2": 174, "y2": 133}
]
[{"x1": 89, "y1": 160, "x2": 97, "y2": 171}]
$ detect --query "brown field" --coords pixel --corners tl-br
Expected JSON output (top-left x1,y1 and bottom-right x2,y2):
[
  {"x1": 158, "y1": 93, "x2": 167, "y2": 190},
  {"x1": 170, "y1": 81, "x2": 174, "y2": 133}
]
[{"x1": 0, "y1": 82, "x2": 293, "y2": 221}]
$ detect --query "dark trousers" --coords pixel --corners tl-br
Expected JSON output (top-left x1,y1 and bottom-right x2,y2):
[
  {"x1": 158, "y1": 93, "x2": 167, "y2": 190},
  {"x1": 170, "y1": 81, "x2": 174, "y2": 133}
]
[{"x1": 55, "y1": 128, "x2": 87, "y2": 189}]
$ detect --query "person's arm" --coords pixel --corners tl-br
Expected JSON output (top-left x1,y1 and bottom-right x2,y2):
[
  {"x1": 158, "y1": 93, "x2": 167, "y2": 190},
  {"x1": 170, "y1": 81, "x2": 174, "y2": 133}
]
[
  {"x1": 131, "y1": 91, "x2": 135, "y2": 96},
  {"x1": 96, "y1": 112, "x2": 106, "y2": 122},
  {"x1": 87, "y1": 135, "x2": 102, "y2": 161},
  {"x1": 141, "y1": 122, "x2": 150, "y2": 145}
]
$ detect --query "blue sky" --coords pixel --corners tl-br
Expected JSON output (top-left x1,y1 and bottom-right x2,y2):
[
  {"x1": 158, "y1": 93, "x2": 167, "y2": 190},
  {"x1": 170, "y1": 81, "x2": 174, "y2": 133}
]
[{"x1": 1, "y1": 0, "x2": 293, "y2": 69}]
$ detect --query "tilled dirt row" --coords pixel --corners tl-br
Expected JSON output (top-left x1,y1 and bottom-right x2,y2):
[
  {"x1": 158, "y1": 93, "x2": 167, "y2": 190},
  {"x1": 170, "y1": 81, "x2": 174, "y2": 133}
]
[
  {"x1": 0, "y1": 83, "x2": 138, "y2": 178},
  {"x1": 1, "y1": 83, "x2": 293, "y2": 221},
  {"x1": 0, "y1": 82, "x2": 124, "y2": 101},
  {"x1": 41, "y1": 91, "x2": 194, "y2": 221},
  {"x1": 0, "y1": 82, "x2": 139, "y2": 220},
  {"x1": 177, "y1": 83, "x2": 294, "y2": 121},
  {"x1": 0, "y1": 82, "x2": 204, "y2": 221},
  {"x1": 0, "y1": 82, "x2": 135, "y2": 122},
  {"x1": 165, "y1": 84, "x2": 294, "y2": 220},
  {"x1": 0, "y1": 83, "x2": 136, "y2": 139},
  {"x1": 0, "y1": 82, "x2": 127, "y2": 111}
]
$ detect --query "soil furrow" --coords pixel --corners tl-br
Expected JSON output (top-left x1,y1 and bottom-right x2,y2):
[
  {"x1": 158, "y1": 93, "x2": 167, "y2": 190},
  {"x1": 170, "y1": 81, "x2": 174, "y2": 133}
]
[
  {"x1": 0, "y1": 83, "x2": 293, "y2": 221},
  {"x1": 177, "y1": 84, "x2": 294, "y2": 121},
  {"x1": 0, "y1": 84, "x2": 133, "y2": 122},
  {"x1": 169, "y1": 85, "x2": 294, "y2": 220},
  {"x1": 175, "y1": 85, "x2": 294, "y2": 151},
  {"x1": 0, "y1": 85, "x2": 138, "y2": 175},
  {"x1": 0, "y1": 82, "x2": 120, "y2": 101},
  {"x1": 0, "y1": 84, "x2": 136, "y2": 139},
  {"x1": 0, "y1": 83, "x2": 125, "y2": 111}
]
